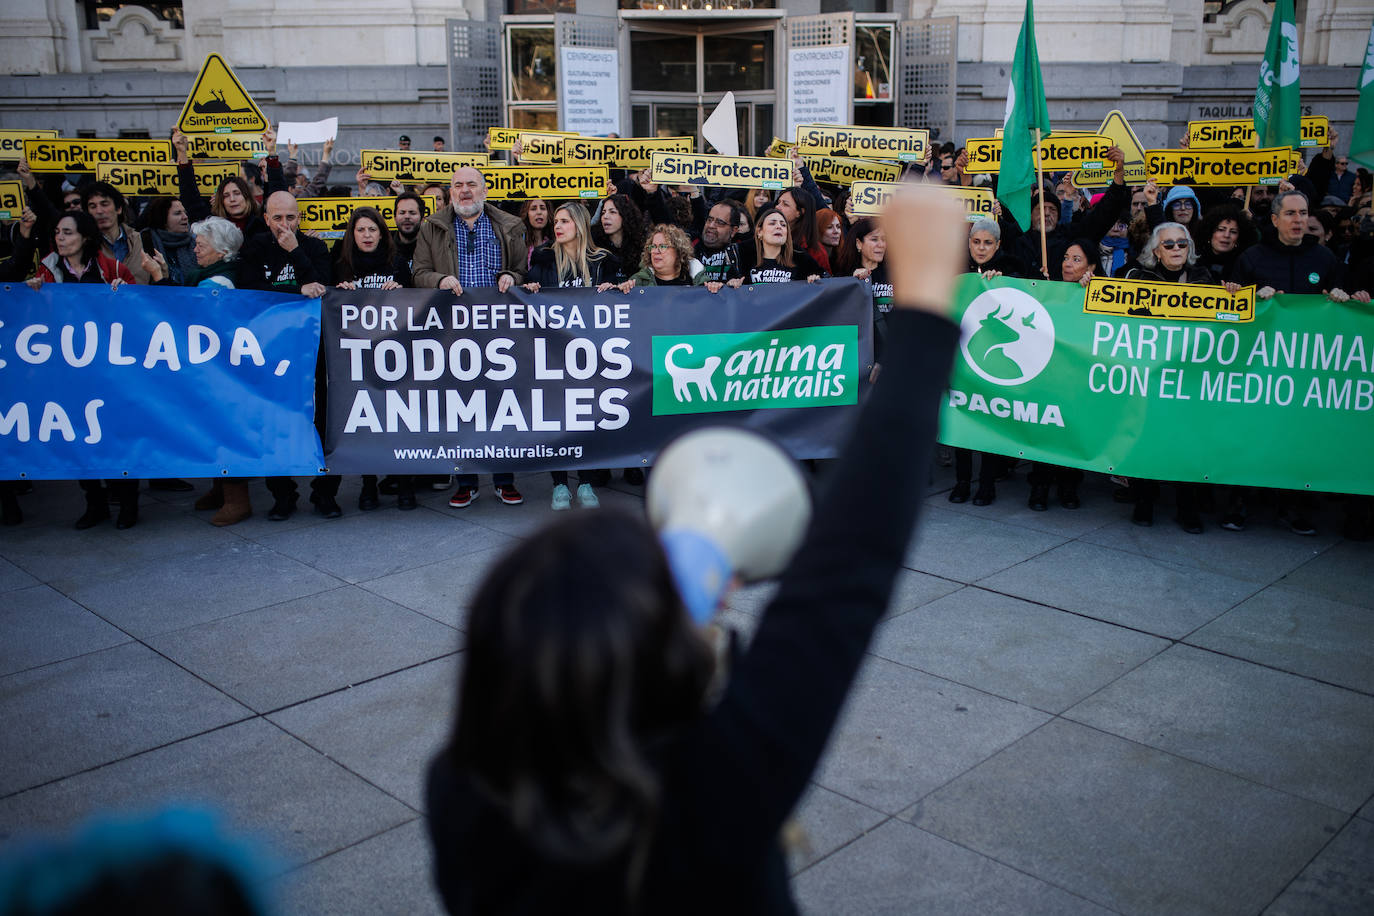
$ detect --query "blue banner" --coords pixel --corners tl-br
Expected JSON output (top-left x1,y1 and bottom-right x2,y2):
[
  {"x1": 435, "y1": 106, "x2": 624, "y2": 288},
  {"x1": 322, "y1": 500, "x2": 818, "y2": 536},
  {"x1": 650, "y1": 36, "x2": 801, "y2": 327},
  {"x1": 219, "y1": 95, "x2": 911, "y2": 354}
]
[{"x1": 1, "y1": 283, "x2": 324, "y2": 480}]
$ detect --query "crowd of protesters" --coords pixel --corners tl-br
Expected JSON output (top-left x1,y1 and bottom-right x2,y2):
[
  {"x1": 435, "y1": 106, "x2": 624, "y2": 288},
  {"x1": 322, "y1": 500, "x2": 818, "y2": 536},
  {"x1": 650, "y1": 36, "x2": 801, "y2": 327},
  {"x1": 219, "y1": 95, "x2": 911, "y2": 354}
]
[{"x1": 2, "y1": 123, "x2": 1371, "y2": 538}]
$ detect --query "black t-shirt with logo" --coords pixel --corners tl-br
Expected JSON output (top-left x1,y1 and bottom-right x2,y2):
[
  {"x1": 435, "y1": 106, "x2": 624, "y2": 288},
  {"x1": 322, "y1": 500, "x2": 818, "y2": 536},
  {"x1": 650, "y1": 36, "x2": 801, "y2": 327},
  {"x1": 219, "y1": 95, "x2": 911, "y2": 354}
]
[{"x1": 745, "y1": 250, "x2": 821, "y2": 284}]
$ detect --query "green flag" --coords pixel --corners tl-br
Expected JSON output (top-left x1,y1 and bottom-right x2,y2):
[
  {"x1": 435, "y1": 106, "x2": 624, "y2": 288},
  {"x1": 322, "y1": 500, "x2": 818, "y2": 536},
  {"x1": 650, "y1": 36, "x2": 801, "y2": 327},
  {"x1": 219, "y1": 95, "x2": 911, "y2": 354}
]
[
  {"x1": 998, "y1": 0, "x2": 1052, "y2": 232},
  {"x1": 1351, "y1": 22, "x2": 1374, "y2": 171},
  {"x1": 1253, "y1": 0, "x2": 1301, "y2": 148}
]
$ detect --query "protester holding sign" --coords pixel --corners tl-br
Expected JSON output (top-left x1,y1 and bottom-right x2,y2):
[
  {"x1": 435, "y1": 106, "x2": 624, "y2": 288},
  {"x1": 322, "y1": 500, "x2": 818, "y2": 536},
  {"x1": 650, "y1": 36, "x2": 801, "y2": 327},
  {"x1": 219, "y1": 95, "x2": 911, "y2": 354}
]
[
  {"x1": 693, "y1": 198, "x2": 746, "y2": 288},
  {"x1": 172, "y1": 128, "x2": 265, "y2": 236}
]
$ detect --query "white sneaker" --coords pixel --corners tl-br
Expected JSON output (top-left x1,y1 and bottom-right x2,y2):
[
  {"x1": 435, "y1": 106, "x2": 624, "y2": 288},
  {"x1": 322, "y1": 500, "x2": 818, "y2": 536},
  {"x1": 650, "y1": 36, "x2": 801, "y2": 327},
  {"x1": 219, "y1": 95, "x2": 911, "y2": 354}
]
[
  {"x1": 576, "y1": 483, "x2": 599, "y2": 509},
  {"x1": 551, "y1": 483, "x2": 572, "y2": 511}
]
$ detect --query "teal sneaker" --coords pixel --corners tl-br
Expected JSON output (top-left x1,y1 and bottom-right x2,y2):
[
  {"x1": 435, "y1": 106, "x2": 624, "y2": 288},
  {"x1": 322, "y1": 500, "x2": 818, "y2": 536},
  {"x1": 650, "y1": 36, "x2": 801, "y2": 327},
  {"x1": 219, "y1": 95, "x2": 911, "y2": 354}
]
[
  {"x1": 576, "y1": 483, "x2": 599, "y2": 509},
  {"x1": 551, "y1": 483, "x2": 572, "y2": 511}
]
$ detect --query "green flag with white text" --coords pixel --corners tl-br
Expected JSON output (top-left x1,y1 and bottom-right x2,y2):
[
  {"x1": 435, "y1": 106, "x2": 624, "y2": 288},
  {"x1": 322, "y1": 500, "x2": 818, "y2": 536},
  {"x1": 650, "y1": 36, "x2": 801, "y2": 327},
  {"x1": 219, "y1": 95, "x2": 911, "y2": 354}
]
[
  {"x1": 1253, "y1": 0, "x2": 1301, "y2": 149},
  {"x1": 998, "y1": 0, "x2": 1052, "y2": 232},
  {"x1": 1351, "y1": 22, "x2": 1374, "y2": 171}
]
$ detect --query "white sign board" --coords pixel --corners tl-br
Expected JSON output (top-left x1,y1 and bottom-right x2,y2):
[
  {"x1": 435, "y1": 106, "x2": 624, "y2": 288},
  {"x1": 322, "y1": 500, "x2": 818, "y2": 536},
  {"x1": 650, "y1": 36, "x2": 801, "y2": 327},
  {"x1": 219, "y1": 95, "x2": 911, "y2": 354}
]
[
  {"x1": 787, "y1": 45, "x2": 851, "y2": 140},
  {"x1": 560, "y1": 47, "x2": 621, "y2": 136},
  {"x1": 277, "y1": 118, "x2": 338, "y2": 146}
]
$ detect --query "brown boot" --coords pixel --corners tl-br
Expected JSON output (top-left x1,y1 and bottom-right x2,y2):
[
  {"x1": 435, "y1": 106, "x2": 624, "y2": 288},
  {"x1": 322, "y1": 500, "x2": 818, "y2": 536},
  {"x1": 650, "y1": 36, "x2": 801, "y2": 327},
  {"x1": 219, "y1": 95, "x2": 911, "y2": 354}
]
[
  {"x1": 194, "y1": 479, "x2": 224, "y2": 511},
  {"x1": 211, "y1": 481, "x2": 252, "y2": 526}
]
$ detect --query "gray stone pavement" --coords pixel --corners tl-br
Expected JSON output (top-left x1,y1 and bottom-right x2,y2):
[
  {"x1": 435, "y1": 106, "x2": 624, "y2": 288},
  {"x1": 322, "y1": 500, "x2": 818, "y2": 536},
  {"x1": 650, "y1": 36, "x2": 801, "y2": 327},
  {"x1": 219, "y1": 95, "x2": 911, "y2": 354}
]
[{"x1": 1, "y1": 465, "x2": 1371, "y2": 915}]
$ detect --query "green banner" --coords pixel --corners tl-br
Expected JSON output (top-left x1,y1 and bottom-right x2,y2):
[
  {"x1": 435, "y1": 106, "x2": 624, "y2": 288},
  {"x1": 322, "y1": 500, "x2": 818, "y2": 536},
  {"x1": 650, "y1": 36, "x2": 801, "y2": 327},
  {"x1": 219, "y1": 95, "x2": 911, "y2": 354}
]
[{"x1": 940, "y1": 275, "x2": 1374, "y2": 495}]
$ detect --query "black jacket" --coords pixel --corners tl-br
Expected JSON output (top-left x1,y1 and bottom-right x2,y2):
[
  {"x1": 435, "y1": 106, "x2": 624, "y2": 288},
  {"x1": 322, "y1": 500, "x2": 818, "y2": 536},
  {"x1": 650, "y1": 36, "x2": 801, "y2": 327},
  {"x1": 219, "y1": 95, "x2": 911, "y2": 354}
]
[
  {"x1": 525, "y1": 244, "x2": 620, "y2": 288},
  {"x1": 237, "y1": 231, "x2": 333, "y2": 292},
  {"x1": 426, "y1": 309, "x2": 959, "y2": 916},
  {"x1": 1231, "y1": 235, "x2": 1346, "y2": 294}
]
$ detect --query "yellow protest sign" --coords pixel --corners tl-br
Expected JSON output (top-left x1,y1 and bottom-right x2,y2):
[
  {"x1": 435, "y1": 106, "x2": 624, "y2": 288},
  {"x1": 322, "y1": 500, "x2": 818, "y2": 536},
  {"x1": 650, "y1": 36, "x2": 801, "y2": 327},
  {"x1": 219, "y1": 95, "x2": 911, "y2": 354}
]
[
  {"x1": 0, "y1": 181, "x2": 25, "y2": 221},
  {"x1": 23, "y1": 138, "x2": 173, "y2": 174},
  {"x1": 297, "y1": 196, "x2": 437, "y2": 239},
  {"x1": 359, "y1": 150, "x2": 490, "y2": 183},
  {"x1": 96, "y1": 161, "x2": 239, "y2": 197},
  {"x1": 1085, "y1": 277, "x2": 1256, "y2": 323},
  {"x1": 188, "y1": 133, "x2": 269, "y2": 161},
  {"x1": 992, "y1": 128, "x2": 1097, "y2": 139},
  {"x1": 965, "y1": 135, "x2": 1115, "y2": 174},
  {"x1": 177, "y1": 53, "x2": 268, "y2": 135},
  {"x1": 563, "y1": 137, "x2": 694, "y2": 169},
  {"x1": 1144, "y1": 147, "x2": 1295, "y2": 187},
  {"x1": 850, "y1": 181, "x2": 995, "y2": 220},
  {"x1": 478, "y1": 165, "x2": 609, "y2": 200},
  {"x1": 1187, "y1": 116, "x2": 1329, "y2": 150},
  {"x1": 1072, "y1": 109, "x2": 1148, "y2": 187},
  {"x1": 765, "y1": 137, "x2": 796, "y2": 159},
  {"x1": 802, "y1": 156, "x2": 902, "y2": 186},
  {"x1": 650, "y1": 152, "x2": 793, "y2": 190},
  {"x1": 516, "y1": 133, "x2": 570, "y2": 164},
  {"x1": 487, "y1": 127, "x2": 576, "y2": 151},
  {"x1": 0, "y1": 129, "x2": 58, "y2": 160},
  {"x1": 795, "y1": 124, "x2": 930, "y2": 162}
]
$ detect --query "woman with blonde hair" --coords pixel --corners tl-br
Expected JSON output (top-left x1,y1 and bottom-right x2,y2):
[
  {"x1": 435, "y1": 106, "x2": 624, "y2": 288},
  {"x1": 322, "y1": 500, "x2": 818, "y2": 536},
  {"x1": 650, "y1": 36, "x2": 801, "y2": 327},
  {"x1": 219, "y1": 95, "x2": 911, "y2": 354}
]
[{"x1": 522, "y1": 202, "x2": 621, "y2": 509}]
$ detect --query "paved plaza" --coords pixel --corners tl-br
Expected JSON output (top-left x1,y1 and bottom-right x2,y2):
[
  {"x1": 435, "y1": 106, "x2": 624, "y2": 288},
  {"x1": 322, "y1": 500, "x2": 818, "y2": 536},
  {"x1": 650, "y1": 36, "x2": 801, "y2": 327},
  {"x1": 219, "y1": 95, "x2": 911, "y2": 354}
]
[{"x1": 1, "y1": 465, "x2": 1371, "y2": 915}]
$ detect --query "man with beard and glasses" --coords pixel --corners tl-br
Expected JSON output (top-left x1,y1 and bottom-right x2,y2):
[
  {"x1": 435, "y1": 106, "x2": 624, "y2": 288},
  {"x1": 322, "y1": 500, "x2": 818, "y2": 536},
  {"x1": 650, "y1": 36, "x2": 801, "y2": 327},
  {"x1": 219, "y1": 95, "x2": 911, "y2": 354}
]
[{"x1": 413, "y1": 166, "x2": 528, "y2": 510}]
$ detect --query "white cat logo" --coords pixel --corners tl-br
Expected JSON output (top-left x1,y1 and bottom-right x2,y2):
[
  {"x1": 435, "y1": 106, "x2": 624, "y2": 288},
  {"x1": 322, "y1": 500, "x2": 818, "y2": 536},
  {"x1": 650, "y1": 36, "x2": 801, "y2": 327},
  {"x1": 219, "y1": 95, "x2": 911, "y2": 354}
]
[
  {"x1": 664, "y1": 343, "x2": 721, "y2": 403},
  {"x1": 1278, "y1": 23, "x2": 1299, "y2": 87}
]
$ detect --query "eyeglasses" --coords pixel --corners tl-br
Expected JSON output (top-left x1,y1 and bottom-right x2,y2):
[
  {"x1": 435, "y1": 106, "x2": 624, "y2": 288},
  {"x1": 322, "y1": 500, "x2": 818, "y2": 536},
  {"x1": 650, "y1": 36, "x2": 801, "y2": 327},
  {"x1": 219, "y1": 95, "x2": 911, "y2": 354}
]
[
  {"x1": 704, "y1": 216, "x2": 732, "y2": 226},
  {"x1": 940, "y1": 162, "x2": 955, "y2": 170},
  {"x1": 649, "y1": 244, "x2": 673, "y2": 252},
  {"x1": 1158, "y1": 239, "x2": 1188, "y2": 250}
]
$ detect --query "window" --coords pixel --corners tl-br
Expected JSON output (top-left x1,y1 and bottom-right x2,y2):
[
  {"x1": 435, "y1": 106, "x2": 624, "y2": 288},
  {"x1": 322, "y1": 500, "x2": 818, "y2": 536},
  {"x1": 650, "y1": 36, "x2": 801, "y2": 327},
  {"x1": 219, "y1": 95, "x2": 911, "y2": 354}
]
[
  {"x1": 81, "y1": 1, "x2": 184, "y2": 29},
  {"x1": 854, "y1": 25, "x2": 893, "y2": 101},
  {"x1": 508, "y1": 26, "x2": 557, "y2": 102},
  {"x1": 704, "y1": 33, "x2": 773, "y2": 92},
  {"x1": 631, "y1": 32, "x2": 697, "y2": 93},
  {"x1": 508, "y1": 0, "x2": 575, "y2": 12}
]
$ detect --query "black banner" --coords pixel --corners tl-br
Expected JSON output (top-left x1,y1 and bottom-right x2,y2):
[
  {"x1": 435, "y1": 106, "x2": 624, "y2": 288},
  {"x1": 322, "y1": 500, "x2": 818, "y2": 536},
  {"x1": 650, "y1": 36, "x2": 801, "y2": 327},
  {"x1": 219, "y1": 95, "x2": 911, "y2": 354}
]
[{"x1": 322, "y1": 280, "x2": 873, "y2": 474}]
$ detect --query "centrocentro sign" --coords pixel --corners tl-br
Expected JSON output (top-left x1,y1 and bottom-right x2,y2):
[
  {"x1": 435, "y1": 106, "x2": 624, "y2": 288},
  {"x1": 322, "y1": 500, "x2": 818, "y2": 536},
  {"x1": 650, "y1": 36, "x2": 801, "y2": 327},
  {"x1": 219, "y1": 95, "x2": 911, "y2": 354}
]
[
  {"x1": 651, "y1": 326, "x2": 858, "y2": 415},
  {"x1": 959, "y1": 287, "x2": 1056, "y2": 386}
]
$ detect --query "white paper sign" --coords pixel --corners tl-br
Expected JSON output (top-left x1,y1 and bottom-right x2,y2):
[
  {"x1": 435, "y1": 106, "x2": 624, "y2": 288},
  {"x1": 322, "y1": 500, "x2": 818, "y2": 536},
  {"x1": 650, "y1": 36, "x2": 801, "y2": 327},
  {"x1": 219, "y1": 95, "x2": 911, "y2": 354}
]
[
  {"x1": 277, "y1": 118, "x2": 338, "y2": 146},
  {"x1": 560, "y1": 47, "x2": 620, "y2": 136},
  {"x1": 787, "y1": 46, "x2": 851, "y2": 139}
]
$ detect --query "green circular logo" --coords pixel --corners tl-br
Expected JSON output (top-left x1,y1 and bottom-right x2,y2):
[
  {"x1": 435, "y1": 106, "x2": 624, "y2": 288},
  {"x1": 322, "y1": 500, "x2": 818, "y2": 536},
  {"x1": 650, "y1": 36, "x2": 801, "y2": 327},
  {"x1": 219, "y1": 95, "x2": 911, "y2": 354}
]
[{"x1": 1308, "y1": 271, "x2": 1320, "y2": 285}]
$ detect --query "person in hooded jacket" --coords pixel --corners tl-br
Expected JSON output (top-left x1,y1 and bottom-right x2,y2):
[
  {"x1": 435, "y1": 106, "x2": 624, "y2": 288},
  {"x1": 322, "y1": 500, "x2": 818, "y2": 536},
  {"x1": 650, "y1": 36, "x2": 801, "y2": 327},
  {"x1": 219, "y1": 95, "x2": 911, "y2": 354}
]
[{"x1": 1146, "y1": 185, "x2": 1203, "y2": 240}]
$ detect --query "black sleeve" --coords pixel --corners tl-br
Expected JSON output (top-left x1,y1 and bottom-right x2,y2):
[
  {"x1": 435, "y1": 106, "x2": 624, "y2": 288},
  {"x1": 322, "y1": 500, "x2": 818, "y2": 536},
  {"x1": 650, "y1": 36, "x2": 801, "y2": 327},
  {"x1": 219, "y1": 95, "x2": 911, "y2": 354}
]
[
  {"x1": 293, "y1": 236, "x2": 332, "y2": 286},
  {"x1": 684, "y1": 308, "x2": 959, "y2": 858},
  {"x1": 1144, "y1": 201, "x2": 1164, "y2": 230},
  {"x1": 177, "y1": 162, "x2": 212, "y2": 222},
  {"x1": 236, "y1": 235, "x2": 271, "y2": 290},
  {"x1": 1304, "y1": 153, "x2": 1334, "y2": 202},
  {"x1": 264, "y1": 156, "x2": 288, "y2": 196},
  {"x1": 1076, "y1": 180, "x2": 1130, "y2": 245}
]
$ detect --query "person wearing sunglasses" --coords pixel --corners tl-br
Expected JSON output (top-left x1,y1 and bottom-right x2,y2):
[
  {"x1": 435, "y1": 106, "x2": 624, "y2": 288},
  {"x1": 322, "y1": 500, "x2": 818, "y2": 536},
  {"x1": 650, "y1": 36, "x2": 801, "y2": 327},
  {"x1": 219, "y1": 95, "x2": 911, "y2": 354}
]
[{"x1": 1122, "y1": 221, "x2": 1216, "y2": 534}]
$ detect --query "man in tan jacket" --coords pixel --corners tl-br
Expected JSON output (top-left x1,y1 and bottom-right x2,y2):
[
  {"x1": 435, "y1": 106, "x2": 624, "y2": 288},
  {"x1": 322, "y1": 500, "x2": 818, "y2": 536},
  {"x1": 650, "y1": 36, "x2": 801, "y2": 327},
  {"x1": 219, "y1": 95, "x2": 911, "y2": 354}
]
[
  {"x1": 412, "y1": 166, "x2": 525, "y2": 293},
  {"x1": 411, "y1": 166, "x2": 527, "y2": 508},
  {"x1": 83, "y1": 182, "x2": 150, "y2": 284}
]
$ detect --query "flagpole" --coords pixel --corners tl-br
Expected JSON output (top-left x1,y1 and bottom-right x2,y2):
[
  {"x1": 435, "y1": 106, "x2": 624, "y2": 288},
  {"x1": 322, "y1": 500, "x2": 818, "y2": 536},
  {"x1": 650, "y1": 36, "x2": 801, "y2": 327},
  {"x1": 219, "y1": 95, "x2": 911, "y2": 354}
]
[{"x1": 1035, "y1": 127, "x2": 1048, "y2": 275}]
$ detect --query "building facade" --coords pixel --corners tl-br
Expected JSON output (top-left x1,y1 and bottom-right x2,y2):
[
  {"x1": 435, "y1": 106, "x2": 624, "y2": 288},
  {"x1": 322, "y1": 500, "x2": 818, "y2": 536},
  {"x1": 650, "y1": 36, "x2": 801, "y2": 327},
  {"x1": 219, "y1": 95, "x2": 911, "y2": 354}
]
[{"x1": 0, "y1": 0, "x2": 1366, "y2": 167}]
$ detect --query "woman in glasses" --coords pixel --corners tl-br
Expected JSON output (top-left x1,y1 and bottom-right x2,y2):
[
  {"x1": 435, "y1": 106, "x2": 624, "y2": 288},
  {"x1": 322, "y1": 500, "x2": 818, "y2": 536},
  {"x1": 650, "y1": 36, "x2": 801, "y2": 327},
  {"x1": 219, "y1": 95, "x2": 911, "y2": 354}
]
[
  {"x1": 623, "y1": 224, "x2": 706, "y2": 288},
  {"x1": 1122, "y1": 222, "x2": 1217, "y2": 533}
]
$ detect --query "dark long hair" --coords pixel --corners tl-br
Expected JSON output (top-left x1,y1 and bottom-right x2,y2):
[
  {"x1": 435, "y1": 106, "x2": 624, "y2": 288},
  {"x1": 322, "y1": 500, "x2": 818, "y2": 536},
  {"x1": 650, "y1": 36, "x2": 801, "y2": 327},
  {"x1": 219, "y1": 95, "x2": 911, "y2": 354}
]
[
  {"x1": 519, "y1": 197, "x2": 551, "y2": 248},
  {"x1": 56, "y1": 210, "x2": 104, "y2": 266},
  {"x1": 334, "y1": 207, "x2": 394, "y2": 282},
  {"x1": 834, "y1": 217, "x2": 880, "y2": 277},
  {"x1": 592, "y1": 193, "x2": 647, "y2": 265},
  {"x1": 447, "y1": 510, "x2": 715, "y2": 898},
  {"x1": 777, "y1": 187, "x2": 827, "y2": 271},
  {"x1": 212, "y1": 176, "x2": 260, "y2": 223},
  {"x1": 1196, "y1": 204, "x2": 1258, "y2": 257}
]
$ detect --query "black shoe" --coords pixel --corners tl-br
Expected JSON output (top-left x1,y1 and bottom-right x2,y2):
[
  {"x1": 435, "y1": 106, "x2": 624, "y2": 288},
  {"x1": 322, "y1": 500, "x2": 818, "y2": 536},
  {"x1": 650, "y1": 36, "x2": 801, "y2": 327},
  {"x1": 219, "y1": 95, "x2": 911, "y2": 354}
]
[
  {"x1": 311, "y1": 493, "x2": 342, "y2": 519},
  {"x1": 972, "y1": 483, "x2": 996, "y2": 507},
  {"x1": 378, "y1": 476, "x2": 401, "y2": 495},
  {"x1": 1058, "y1": 485, "x2": 1081, "y2": 510},
  {"x1": 624, "y1": 467, "x2": 645, "y2": 486},
  {"x1": 1176, "y1": 510, "x2": 1204, "y2": 534},
  {"x1": 1132, "y1": 499, "x2": 1154, "y2": 527},
  {"x1": 1113, "y1": 485, "x2": 1136, "y2": 504},
  {"x1": 1028, "y1": 484, "x2": 1050, "y2": 511},
  {"x1": 358, "y1": 481, "x2": 380, "y2": 511},
  {"x1": 397, "y1": 492, "x2": 418, "y2": 511},
  {"x1": 74, "y1": 503, "x2": 110, "y2": 530},
  {"x1": 267, "y1": 493, "x2": 298, "y2": 521},
  {"x1": 115, "y1": 502, "x2": 139, "y2": 530},
  {"x1": 948, "y1": 481, "x2": 971, "y2": 504},
  {"x1": 149, "y1": 478, "x2": 195, "y2": 492}
]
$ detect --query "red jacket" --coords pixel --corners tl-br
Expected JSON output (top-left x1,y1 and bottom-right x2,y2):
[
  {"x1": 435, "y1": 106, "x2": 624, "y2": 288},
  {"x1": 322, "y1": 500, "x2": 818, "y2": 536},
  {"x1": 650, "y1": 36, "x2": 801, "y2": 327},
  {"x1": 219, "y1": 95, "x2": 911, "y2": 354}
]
[{"x1": 36, "y1": 251, "x2": 137, "y2": 285}]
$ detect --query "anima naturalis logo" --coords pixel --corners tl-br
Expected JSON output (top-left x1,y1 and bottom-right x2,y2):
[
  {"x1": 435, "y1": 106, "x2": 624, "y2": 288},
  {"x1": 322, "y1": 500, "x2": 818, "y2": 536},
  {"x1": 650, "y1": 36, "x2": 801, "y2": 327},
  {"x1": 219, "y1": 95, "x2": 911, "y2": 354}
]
[
  {"x1": 651, "y1": 327, "x2": 858, "y2": 415},
  {"x1": 959, "y1": 287, "x2": 1056, "y2": 386}
]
